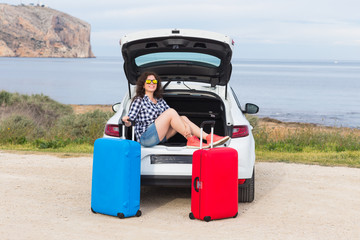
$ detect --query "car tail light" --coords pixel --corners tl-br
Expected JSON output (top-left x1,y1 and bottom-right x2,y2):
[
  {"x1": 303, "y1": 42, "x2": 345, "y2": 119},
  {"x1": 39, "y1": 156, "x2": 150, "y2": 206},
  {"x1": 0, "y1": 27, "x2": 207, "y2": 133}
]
[
  {"x1": 232, "y1": 125, "x2": 249, "y2": 138},
  {"x1": 105, "y1": 124, "x2": 120, "y2": 137},
  {"x1": 238, "y1": 179, "x2": 246, "y2": 185}
]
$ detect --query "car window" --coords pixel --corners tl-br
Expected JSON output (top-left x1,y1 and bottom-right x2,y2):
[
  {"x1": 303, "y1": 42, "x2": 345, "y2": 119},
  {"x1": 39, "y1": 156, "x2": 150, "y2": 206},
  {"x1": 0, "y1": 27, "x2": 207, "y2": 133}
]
[{"x1": 135, "y1": 52, "x2": 221, "y2": 67}]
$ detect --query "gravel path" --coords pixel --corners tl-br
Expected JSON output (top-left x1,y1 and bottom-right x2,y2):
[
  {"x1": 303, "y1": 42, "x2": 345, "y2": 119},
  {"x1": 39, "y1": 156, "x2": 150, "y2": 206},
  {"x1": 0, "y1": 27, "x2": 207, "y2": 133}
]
[{"x1": 1, "y1": 151, "x2": 359, "y2": 240}]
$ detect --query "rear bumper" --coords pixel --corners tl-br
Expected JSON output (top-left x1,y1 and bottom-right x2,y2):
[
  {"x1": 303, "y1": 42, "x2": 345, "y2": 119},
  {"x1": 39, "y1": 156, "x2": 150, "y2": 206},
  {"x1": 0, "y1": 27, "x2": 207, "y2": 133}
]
[
  {"x1": 141, "y1": 175, "x2": 252, "y2": 187},
  {"x1": 141, "y1": 175, "x2": 192, "y2": 187}
]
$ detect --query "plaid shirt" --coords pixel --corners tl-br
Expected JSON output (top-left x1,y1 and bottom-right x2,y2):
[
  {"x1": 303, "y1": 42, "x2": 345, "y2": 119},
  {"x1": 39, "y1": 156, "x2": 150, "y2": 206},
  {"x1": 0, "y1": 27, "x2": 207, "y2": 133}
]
[{"x1": 128, "y1": 95, "x2": 170, "y2": 141}]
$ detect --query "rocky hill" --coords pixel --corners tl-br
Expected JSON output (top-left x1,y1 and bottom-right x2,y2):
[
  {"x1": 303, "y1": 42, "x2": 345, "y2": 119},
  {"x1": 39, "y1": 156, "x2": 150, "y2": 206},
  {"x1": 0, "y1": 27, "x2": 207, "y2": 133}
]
[{"x1": 0, "y1": 4, "x2": 94, "y2": 58}]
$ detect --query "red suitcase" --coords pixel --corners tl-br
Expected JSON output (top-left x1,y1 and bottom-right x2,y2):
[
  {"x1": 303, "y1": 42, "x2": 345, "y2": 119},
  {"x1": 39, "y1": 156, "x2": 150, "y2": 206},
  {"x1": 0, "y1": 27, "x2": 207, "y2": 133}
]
[{"x1": 189, "y1": 121, "x2": 238, "y2": 222}]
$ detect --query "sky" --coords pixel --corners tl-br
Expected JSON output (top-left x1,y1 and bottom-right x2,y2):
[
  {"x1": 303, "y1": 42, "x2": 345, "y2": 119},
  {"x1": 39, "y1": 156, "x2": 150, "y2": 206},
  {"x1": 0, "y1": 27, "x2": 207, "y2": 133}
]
[{"x1": 2, "y1": 0, "x2": 360, "y2": 60}]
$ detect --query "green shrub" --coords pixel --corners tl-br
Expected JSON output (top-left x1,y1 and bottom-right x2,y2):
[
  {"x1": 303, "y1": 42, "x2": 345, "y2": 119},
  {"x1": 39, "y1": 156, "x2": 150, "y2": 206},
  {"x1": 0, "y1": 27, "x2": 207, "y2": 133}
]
[
  {"x1": 0, "y1": 114, "x2": 42, "y2": 144},
  {"x1": 0, "y1": 91, "x2": 74, "y2": 128},
  {"x1": 54, "y1": 110, "x2": 113, "y2": 144},
  {"x1": 0, "y1": 90, "x2": 11, "y2": 105},
  {"x1": 76, "y1": 110, "x2": 113, "y2": 143},
  {"x1": 34, "y1": 137, "x2": 71, "y2": 149}
]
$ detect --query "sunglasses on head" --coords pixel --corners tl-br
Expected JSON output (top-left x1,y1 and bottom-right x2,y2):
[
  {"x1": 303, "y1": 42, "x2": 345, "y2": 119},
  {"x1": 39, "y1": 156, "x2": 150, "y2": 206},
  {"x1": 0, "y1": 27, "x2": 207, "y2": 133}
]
[{"x1": 145, "y1": 79, "x2": 158, "y2": 84}]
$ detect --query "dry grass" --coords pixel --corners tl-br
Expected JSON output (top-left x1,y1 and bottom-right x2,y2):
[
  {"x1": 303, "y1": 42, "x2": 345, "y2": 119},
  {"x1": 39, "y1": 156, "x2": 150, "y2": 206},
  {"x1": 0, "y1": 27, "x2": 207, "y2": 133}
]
[
  {"x1": 70, "y1": 104, "x2": 112, "y2": 114},
  {"x1": 258, "y1": 117, "x2": 360, "y2": 140},
  {"x1": 254, "y1": 117, "x2": 360, "y2": 167}
]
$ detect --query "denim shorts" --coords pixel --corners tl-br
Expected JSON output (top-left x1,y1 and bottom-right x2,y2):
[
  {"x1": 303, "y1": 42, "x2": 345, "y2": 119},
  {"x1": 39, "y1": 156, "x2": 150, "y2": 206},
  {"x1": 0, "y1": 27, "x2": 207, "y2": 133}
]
[{"x1": 139, "y1": 123, "x2": 166, "y2": 147}]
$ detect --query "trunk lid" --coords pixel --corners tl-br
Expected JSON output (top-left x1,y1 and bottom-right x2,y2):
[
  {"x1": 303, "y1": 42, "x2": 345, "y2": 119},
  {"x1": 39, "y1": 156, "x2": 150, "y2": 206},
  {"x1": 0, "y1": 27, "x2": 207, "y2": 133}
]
[{"x1": 120, "y1": 29, "x2": 233, "y2": 87}]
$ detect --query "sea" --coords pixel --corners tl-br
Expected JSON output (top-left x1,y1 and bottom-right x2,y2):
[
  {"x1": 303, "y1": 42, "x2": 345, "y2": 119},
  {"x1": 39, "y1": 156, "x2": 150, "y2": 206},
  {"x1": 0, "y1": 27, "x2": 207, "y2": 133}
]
[{"x1": 1, "y1": 57, "x2": 359, "y2": 128}]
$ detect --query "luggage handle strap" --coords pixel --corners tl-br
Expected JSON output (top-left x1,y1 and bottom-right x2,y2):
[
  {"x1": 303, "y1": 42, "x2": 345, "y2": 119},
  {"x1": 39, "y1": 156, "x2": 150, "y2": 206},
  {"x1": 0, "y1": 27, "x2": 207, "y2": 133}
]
[{"x1": 199, "y1": 120, "x2": 215, "y2": 149}]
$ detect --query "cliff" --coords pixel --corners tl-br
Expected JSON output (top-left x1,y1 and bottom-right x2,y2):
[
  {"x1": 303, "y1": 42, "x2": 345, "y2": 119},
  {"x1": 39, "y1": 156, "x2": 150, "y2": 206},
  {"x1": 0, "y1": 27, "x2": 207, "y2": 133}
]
[{"x1": 0, "y1": 4, "x2": 94, "y2": 58}]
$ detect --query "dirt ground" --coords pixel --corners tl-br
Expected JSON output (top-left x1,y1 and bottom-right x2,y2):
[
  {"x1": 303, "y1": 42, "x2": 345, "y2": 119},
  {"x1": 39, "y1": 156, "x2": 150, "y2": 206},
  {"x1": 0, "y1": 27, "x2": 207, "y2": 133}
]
[{"x1": 1, "y1": 151, "x2": 359, "y2": 240}]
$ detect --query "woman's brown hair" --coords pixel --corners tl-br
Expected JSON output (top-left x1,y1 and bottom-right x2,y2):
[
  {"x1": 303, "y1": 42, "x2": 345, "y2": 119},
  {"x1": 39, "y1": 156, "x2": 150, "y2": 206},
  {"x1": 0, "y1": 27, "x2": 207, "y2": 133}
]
[{"x1": 133, "y1": 72, "x2": 164, "y2": 100}]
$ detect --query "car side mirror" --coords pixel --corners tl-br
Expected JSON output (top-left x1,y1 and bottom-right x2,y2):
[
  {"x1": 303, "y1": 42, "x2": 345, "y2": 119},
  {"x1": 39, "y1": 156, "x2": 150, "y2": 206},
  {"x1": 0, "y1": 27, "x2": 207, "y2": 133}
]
[
  {"x1": 244, "y1": 103, "x2": 259, "y2": 114},
  {"x1": 112, "y1": 102, "x2": 121, "y2": 113}
]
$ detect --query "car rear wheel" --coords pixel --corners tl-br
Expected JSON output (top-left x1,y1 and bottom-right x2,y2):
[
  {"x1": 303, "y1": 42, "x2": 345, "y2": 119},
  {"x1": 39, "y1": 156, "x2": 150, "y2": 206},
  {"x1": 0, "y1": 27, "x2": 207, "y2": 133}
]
[{"x1": 238, "y1": 168, "x2": 255, "y2": 202}]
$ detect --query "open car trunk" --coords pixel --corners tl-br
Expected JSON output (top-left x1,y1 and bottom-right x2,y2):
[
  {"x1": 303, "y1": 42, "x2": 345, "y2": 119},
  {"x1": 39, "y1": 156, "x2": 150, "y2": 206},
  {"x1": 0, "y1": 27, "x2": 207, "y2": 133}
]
[{"x1": 160, "y1": 91, "x2": 227, "y2": 146}]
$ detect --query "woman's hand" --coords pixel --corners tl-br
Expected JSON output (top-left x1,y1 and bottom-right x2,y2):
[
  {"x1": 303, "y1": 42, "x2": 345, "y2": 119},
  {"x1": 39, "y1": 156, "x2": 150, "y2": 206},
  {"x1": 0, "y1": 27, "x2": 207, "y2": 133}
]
[{"x1": 122, "y1": 116, "x2": 132, "y2": 127}]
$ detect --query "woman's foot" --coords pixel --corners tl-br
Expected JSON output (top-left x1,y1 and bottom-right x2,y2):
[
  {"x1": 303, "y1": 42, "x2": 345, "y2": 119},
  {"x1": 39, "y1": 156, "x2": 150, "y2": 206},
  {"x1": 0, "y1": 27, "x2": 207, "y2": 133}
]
[
  {"x1": 186, "y1": 136, "x2": 209, "y2": 149},
  {"x1": 206, "y1": 134, "x2": 230, "y2": 147}
]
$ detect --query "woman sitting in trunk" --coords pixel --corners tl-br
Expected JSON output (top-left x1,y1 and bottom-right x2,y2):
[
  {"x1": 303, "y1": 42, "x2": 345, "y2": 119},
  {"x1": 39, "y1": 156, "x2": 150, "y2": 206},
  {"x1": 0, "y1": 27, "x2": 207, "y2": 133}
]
[{"x1": 122, "y1": 71, "x2": 230, "y2": 148}]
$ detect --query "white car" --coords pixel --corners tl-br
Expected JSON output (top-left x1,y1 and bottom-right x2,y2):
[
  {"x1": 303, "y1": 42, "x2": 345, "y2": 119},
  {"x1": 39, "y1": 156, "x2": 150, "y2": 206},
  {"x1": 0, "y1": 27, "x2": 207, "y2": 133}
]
[{"x1": 104, "y1": 29, "x2": 259, "y2": 202}]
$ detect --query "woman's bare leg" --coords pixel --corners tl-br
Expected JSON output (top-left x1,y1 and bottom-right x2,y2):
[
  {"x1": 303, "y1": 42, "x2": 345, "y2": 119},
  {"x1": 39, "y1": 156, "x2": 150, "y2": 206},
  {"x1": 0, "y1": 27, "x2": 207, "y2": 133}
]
[
  {"x1": 164, "y1": 126, "x2": 177, "y2": 140},
  {"x1": 163, "y1": 116, "x2": 203, "y2": 140},
  {"x1": 181, "y1": 116, "x2": 209, "y2": 140},
  {"x1": 155, "y1": 108, "x2": 191, "y2": 141}
]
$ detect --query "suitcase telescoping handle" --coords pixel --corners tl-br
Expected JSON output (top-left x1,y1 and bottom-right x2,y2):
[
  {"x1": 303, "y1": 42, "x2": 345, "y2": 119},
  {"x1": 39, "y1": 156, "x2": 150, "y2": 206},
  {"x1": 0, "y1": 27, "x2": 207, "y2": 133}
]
[
  {"x1": 120, "y1": 120, "x2": 136, "y2": 140},
  {"x1": 199, "y1": 120, "x2": 215, "y2": 149}
]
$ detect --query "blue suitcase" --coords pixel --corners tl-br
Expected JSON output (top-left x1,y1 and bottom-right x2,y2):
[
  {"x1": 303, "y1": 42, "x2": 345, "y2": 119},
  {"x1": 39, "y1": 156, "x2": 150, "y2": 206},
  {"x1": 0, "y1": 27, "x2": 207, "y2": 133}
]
[{"x1": 91, "y1": 125, "x2": 141, "y2": 218}]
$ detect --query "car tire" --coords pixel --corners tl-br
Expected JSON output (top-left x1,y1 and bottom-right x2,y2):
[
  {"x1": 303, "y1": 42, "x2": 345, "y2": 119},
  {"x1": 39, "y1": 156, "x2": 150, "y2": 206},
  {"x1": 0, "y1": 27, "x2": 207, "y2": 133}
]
[{"x1": 238, "y1": 168, "x2": 255, "y2": 202}]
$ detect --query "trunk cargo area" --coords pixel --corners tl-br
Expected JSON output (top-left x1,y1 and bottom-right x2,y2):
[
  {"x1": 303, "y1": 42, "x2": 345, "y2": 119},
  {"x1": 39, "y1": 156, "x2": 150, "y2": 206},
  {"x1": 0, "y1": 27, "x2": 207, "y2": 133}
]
[{"x1": 162, "y1": 93, "x2": 227, "y2": 146}]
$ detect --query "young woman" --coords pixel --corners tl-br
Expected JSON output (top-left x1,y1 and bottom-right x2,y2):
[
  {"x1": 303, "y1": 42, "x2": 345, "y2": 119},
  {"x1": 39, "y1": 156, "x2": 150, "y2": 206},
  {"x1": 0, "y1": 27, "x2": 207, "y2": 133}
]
[{"x1": 122, "y1": 72, "x2": 229, "y2": 148}]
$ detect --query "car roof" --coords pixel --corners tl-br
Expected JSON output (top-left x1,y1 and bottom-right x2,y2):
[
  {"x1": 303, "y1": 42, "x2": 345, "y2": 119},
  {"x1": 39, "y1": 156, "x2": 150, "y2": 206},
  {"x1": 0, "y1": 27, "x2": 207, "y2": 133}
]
[{"x1": 120, "y1": 29, "x2": 234, "y2": 86}]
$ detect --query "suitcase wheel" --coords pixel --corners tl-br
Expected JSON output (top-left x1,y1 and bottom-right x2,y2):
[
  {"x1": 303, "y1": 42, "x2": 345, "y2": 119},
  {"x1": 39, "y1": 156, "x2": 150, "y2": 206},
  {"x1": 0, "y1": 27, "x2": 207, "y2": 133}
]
[
  {"x1": 189, "y1": 212, "x2": 195, "y2": 220},
  {"x1": 204, "y1": 216, "x2": 211, "y2": 222},
  {"x1": 117, "y1": 213, "x2": 125, "y2": 219},
  {"x1": 91, "y1": 208, "x2": 97, "y2": 214},
  {"x1": 136, "y1": 210, "x2": 142, "y2": 217},
  {"x1": 233, "y1": 212, "x2": 238, "y2": 218}
]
